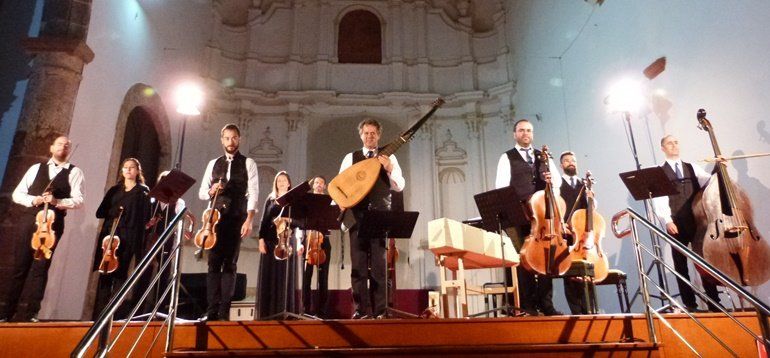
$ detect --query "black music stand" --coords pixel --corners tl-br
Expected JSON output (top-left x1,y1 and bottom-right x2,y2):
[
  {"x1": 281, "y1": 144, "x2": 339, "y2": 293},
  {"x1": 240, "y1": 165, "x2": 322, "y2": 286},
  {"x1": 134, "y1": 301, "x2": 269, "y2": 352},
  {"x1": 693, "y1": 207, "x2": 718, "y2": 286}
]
[
  {"x1": 357, "y1": 210, "x2": 419, "y2": 318},
  {"x1": 290, "y1": 192, "x2": 340, "y2": 319},
  {"x1": 261, "y1": 182, "x2": 327, "y2": 321},
  {"x1": 140, "y1": 169, "x2": 196, "y2": 320},
  {"x1": 619, "y1": 167, "x2": 679, "y2": 311},
  {"x1": 472, "y1": 186, "x2": 531, "y2": 317},
  {"x1": 148, "y1": 169, "x2": 196, "y2": 204}
]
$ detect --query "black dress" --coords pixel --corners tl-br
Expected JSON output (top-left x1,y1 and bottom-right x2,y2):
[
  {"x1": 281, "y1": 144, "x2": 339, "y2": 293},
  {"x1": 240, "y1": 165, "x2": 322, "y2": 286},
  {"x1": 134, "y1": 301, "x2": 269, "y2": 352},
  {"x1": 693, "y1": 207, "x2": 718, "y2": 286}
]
[
  {"x1": 255, "y1": 197, "x2": 297, "y2": 320},
  {"x1": 92, "y1": 183, "x2": 151, "y2": 320}
]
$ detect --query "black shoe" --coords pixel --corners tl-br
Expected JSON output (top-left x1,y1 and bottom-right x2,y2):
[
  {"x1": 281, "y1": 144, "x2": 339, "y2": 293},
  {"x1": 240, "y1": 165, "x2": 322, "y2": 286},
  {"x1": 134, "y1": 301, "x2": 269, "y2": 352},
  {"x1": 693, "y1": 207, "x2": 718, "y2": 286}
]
[
  {"x1": 375, "y1": 314, "x2": 387, "y2": 319},
  {"x1": 29, "y1": 316, "x2": 39, "y2": 323},
  {"x1": 351, "y1": 312, "x2": 370, "y2": 320},
  {"x1": 541, "y1": 307, "x2": 564, "y2": 316},
  {"x1": 0, "y1": 317, "x2": 7, "y2": 323},
  {"x1": 199, "y1": 313, "x2": 219, "y2": 322}
]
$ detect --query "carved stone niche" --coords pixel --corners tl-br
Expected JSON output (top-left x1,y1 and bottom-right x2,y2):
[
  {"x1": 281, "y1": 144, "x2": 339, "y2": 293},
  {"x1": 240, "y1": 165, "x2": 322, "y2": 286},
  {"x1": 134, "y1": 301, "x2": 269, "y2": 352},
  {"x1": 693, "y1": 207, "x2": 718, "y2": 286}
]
[
  {"x1": 435, "y1": 129, "x2": 467, "y2": 166},
  {"x1": 249, "y1": 126, "x2": 283, "y2": 164}
]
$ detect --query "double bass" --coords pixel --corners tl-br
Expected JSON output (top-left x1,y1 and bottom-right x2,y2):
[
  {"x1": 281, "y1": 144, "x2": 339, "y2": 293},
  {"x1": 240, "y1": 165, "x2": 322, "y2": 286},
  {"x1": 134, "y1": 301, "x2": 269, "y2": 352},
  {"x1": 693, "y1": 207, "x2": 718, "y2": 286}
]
[
  {"x1": 328, "y1": 98, "x2": 445, "y2": 209},
  {"x1": 98, "y1": 207, "x2": 124, "y2": 274},
  {"x1": 569, "y1": 171, "x2": 609, "y2": 282},
  {"x1": 521, "y1": 146, "x2": 572, "y2": 276},
  {"x1": 693, "y1": 109, "x2": 770, "y2": 286},
  {"x1": 194, "y1": 179, "x2": 223, "y2": 259}
]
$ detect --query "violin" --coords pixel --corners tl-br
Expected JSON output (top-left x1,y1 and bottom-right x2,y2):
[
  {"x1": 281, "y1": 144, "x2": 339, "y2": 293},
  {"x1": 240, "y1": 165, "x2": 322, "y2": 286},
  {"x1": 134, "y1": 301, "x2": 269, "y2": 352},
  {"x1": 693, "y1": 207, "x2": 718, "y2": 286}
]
[
  {"x1": 273, "y1": 214, "x2": 294, "y2": 260},
  {"x1": 194, "y1": 179, "x2": 223, "y2": 259},
  {"x1": 98, "y1": 207, "x2": 124, "y2": 274},
  {"x1": 31, "y1": 192, "x2": 56, "y2": 260},
  {"x1": 305, "y1": 230, "x2": 327, "y2": 266},
  {"x1": 569, "y1": 171, "x2": 609, "y2": 282},
  {"x1": 693, "y1": 109, "x2": 770, "y2": 286},
  {"x1": 521, "y1": 145, "x2": 572, "y2": 276}
]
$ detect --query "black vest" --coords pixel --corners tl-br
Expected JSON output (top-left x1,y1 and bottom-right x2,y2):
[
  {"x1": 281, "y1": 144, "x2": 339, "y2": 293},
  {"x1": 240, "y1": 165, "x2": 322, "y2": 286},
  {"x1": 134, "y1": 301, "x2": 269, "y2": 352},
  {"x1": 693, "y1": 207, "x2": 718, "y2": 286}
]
[
  {"x1": 560, "y1": 178, "x2": 587, "y2": 222},
  {"x1": 25, "y1": 161, "x2": 73, "y2": 220},
  {"x1": 211, "y1": 152, "x2": 248, "y2": 218},
  {"x1": 351, "y1": 149, "x2": 392, "y2": 211},
  {"x1": 506, "y1": 147, "x2": 546, "y2": 200},
  {"x1": 662, "y1": 161, "x2": 700, "y2": 222}
]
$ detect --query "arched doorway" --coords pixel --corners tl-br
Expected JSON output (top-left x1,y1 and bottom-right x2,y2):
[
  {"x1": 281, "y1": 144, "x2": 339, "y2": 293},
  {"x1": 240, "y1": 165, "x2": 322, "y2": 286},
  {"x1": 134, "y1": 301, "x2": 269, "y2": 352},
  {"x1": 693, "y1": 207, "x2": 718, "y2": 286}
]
[{"x1": 119, "y1": 107, "x2": 161, "y2": 187}]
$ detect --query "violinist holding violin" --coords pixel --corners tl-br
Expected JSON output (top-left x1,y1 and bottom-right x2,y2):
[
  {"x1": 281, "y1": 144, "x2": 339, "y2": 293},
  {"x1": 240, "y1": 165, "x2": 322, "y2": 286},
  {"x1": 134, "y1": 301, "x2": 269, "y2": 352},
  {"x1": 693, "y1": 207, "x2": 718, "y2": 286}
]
[
  {"x1": 198, "y1": 124, "x2": 259, "y2": 321},
  {"x1": 296, "y1": 175, "x2": 333, "y2": 318},
  {"x1": 494, "y1": 119, "x2": 563, "y2": 316},
  {"x1": 651, "y1": 135, "x2": 721, "y2": 312},
  {"x1": 92, "y1": 158, "x2": 152, "y2": 319},
  {"x1": 2, "y1": 135, "x2": 84, "y2": 322},
  {"x1": 255, "y1": 171, "x2": 300, "y2": 319}
]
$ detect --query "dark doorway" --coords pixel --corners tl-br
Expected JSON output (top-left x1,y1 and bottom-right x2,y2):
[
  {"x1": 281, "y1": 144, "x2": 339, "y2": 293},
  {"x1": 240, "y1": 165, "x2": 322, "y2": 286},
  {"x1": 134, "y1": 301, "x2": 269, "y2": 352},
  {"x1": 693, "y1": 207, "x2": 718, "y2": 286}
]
[
  {"x1": 337, "y1": 10, "x2": 382, "y2": 64},
  {"x1": 119, "y1": 107, "x2": 161, "y2": 188}
]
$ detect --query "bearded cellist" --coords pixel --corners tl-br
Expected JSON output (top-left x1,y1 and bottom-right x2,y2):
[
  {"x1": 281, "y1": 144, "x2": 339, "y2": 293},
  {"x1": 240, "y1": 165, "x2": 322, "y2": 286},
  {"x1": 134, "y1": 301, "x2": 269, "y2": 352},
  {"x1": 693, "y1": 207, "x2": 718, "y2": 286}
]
[
  {"x1": 651, "y1": 134, "x2": 721, "y2": 312},
  {"x1": 494, "y1": 119, "x2": 563, "y2": 316}
]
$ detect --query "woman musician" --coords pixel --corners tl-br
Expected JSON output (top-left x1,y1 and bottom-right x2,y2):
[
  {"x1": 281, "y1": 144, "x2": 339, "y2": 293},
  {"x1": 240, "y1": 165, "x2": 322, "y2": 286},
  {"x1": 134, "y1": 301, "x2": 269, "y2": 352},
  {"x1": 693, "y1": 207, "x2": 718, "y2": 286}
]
[
  {"x1": 255, "y1": 171, "x2": 302, "y2": 320},
  {"x1": 91, "y1": 158, "x2": 152, "y2": 320}
]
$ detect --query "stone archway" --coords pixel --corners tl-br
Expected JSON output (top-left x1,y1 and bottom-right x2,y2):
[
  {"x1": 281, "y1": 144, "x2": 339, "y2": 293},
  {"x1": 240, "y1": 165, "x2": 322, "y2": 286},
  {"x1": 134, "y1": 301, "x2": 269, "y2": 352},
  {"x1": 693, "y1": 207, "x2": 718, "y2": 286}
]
[{"x1": 105, "y1": 83, "x2": 173, "y2": 190}]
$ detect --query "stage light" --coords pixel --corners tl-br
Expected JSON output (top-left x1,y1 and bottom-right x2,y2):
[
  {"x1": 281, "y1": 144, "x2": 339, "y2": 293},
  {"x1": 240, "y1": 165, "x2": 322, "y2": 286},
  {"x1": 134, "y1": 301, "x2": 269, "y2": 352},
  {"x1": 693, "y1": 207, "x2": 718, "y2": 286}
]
[
  {"x1": 605, "y1": 78, "x2": 644, "y2": 114},
  {"x1": 175, "y1": 82, "x2": 203, "y2": 116}
]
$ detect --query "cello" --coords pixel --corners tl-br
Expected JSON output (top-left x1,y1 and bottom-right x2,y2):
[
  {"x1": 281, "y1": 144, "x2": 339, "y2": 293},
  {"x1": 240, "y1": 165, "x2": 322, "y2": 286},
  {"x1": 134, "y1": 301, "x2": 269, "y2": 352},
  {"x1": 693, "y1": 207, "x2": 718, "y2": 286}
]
[
  {"x1": 98, "y1": 207, "x2": 124, "y2": 274},
  {"x1": 569, "y1": 171, "x2": 609, "y2": 282},
  {"x1": 194, "y1": 179, "x2": 223, "y2": 259},
  {"x1": 328, "y1": 98, "x2": 445, "y2": 209},
  {"x1": 692, "y1": 109, "x2": 770, "y2": 286},
  {"x1": 521, "y1": 145, "x2": 572, "y2": 276}
]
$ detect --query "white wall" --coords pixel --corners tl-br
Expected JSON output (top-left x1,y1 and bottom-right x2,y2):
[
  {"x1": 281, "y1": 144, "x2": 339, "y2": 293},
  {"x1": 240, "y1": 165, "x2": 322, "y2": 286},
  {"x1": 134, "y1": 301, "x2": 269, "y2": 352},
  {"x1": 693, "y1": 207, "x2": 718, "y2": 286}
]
[
  {"x1": 504, "y1": 0, "x2": 770, "y2": 312},
  {"x1": 42, "y1": 0, "x2": 212, "y2": 320}
]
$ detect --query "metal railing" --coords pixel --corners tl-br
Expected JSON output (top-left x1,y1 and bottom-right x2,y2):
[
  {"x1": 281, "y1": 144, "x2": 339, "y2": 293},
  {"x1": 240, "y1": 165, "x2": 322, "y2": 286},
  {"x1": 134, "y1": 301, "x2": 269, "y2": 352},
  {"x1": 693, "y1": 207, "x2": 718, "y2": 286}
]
[
  {"x1": 71, "y1": 208, "x2": 188, "y2": 358},
  {"x1": 612, "y1": 207, "x2": 770, "y2": 357}
]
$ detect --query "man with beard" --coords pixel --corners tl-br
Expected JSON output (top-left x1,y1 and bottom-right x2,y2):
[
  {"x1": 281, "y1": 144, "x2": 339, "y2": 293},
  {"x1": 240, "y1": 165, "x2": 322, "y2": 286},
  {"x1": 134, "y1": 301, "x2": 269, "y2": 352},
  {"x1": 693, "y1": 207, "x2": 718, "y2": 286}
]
[
  {"x1": 2, "y1": 135, "x2": 84, "y2": 322},
  {"x1": 558, "y1": 151, "x2": 594, "y2": 314},
  {"x1": 494, "y1": 119, "x2": 562, "y2": 316},
  {"x1": 198, "y1": 124, "x2": 259, "y2": 321}
]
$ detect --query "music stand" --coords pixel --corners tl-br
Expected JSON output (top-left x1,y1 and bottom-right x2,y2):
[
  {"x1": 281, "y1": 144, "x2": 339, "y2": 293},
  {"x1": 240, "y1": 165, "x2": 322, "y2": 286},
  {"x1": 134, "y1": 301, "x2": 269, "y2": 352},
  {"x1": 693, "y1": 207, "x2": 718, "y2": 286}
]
[
  {"x1": 290, "y1": 193, "x2": 340, "y2": 319},
  {"x1": 357, "y1": 210, "x2": 419, "y2": 318},
  {"x1": 261, "y1": 183, "x2": 322, "y2": 321},
  {"x1": 619, "y1": 167, "x2": 679, "y2": 311},
  {"x1": 472, "y1": 186, "x2": 531, "y2": 317},
  {"x1": 139, "y1": 169, "x2": 196, "y2": 320}
]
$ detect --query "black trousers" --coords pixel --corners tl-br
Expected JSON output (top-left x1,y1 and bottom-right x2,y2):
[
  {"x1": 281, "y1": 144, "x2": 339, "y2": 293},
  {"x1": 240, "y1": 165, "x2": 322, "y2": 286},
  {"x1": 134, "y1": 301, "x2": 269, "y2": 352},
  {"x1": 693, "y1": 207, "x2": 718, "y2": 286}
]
[
  {"x1": 206, "y1": 216, "x2": 243, "y2": 320},
  {"x1": 671, "y1": 217, "x2": 721, "y2": 310},
  {"x1": 1, "y1": 215, "x2": 64, "y2": 320},
  {"x1": 349, "y1": 222, "x2": 387, "y2": 317},
  {"x1": 504, "y1": 225, "x2": 555, "y2": 314},
  {"x1": 301, "y1": 237, "x2": 331, "y2": 317}
]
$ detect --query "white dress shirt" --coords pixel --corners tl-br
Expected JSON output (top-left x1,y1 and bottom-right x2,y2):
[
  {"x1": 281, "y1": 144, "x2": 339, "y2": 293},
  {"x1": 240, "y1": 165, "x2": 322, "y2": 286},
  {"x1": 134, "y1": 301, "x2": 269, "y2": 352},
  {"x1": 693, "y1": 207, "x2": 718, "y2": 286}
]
[
  {"x1": 338, "y1": 147, "x2": 405, "y2": 192},
  {"x1": 12, "y1": 159, "x2": 85, "y2": 210},
  {"x1": 198, "y1": 154, "x2": 260, "y2": 212},
  {"x1": 494, "y1": 144, "x2": 562, "y2": 190},
  {"x1": 651, "y1": 159, "x2": 712, "y2": 225}
]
